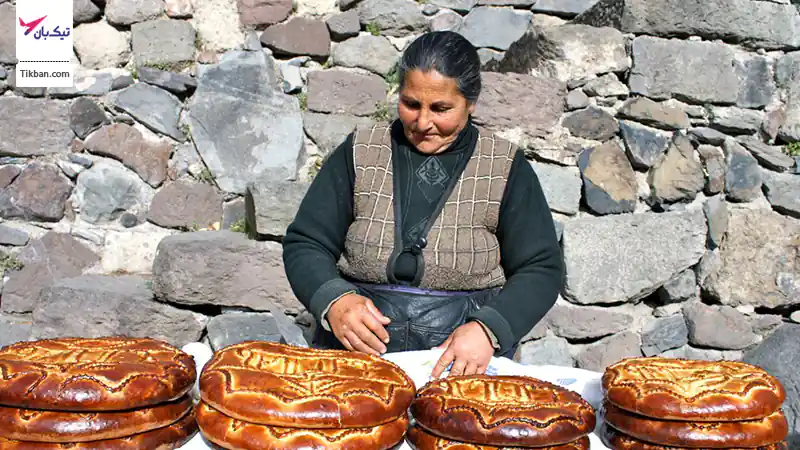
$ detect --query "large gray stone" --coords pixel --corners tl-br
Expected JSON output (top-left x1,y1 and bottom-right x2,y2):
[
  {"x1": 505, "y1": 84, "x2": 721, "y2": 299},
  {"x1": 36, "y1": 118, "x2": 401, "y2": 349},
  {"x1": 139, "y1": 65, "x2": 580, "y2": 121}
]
[
  {"x1": 574, "y1": 0, "x2": 800, "y2": 51},
  {"x1": 0, "y1": 3, "x2": 15, "y2": 64},
  {"x1": 531, "y1": 0, "x2": 600, "y2": 17},
  {"x1": 641, "y1": 314, "x2": 688, "y2": 356},
  {"x1": 84, "y1": 123, "x2": 171, "y2": 188},
  {"x1": 743, "y1": 324, "x2": 800, "y2": 448},
  {"x1": 619, "y1": 121, "x2": 671, "y2": 170},
  {"x1": 152, "y1": 231, "x2": 304, "y2": 313},
  {"x1": 186, "y1": 51, "x2": 304, "y2": 195},
  {"x1": 0, "y1": 314, "x2": 32, "y2": 348},
  {"x1": 575, "y1": 331, "x2": 642, "y2": 371},
  {"x1": 647, "y1": 134, "x2": 705, "y2": 206},
  {"x1": 709, "y1": 107, "x2": 764, "y2": 135},
  {"x1": 723, "y1": 139, "x2": 763, "y2": 203},
  {"x1": 684, "y1": 301, "x2": 759, "y2": 350},
  {"x1": 75, "y1": 160, "x2": 154, "y2": 224},
  {"x1": 659, "y1": 268, "x2": 699, "y2": 304},
  {"x1": 31, "y1": 275, "x2": 207, "y2": 348},
  {"x1": 206, "y1": 311, "x2": 308, "y2": 350},
  {"x1": 703, "y1": 194, "x2": 728, "y2": 250},
  {"x1": 577, "y1": 140, "x2": 638, "y2": 216},
  {"x1": 457, "y1": 7, "x2": 532, "y2": 51},
  {"x1": 736, "y1": 136, "x2": 796, "y2": 173},
  {"x1": 131, "y1": 19, "x2": 196, "y2": 67},
  {"x1": 562, "y1": 210, "x2": 707, "y2": 305},
  {"x1": 498, "y1": 24, "x2": 629, "y2": 83},
  {"x1": 516, "y1": 336, "x2": 575, "y2": 367},
  {"x1": 562, "y1": 107, "x2": 618, "y2": 141},
  {"x1": 302, "y1": 112, "x2": 373, "y2": 156},
  {"x1": 762, "y1": 170, "x2": 800, "y2": 218},
  {"x1": 530, "y1": 162, "x2": 581, "y2": 216},
  {"x1": 0, "y1": 98, "x2": 73, "y2": 157},
  {"x1": 0, "y1": 162, "x2": 73, "y2": 222},
  {"x1": 106, "y1": 0, "x2": 165, "y2": 25},
  {"x1": 629, "y1": 36, "x2": 739, "y2": 105},
  {"x1": 703, "y1": 209, "x2": 800, "y2": 309},
  {"x1": 735, "y1": 53, "x2": 776, "y2": 109},
  {"x1": 147, "y1": 179, "x2": 224, "y2": 229},
  {"x1": 330, "y1": 34, "x2": 399, "y2": 77},
  {"x1": 108, "y1": 83, "x2": 186, "y2": 143},
  {"x1": 356, "y1": 0, "x2": 428, "y2": 37},
  {"x1": 617, "y1": 97, "x2": 690, "y2": 131},
  {"x1": 0, "y1": 225, "x2": 29, "y2": 246},
  {"x1": 544, "y1": 303, "x2": 633, "y2": 340},
  {"x1": 244, "y1": 179, "x2": 310, "y2": 239}
]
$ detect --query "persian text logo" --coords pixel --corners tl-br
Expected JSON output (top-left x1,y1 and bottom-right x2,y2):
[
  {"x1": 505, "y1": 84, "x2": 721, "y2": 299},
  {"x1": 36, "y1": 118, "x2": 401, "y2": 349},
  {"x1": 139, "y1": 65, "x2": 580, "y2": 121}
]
[{"x1": 15, "y1": 0, "x2": 74, "y2": 88}]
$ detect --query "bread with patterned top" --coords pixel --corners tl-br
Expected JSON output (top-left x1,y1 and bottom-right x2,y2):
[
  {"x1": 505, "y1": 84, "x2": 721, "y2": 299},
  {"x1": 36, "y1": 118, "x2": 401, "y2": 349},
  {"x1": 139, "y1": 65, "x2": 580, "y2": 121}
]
[
  {"x1": 199, "y1": 341, "x2": 416, "y2": 428},
  {"x1": 602, "y1": 357, "x2": 786, "y2": 421},
  {"x1": 411, "y1": 375, "x2": 596, "y2": 447},
  {"x1": 0, "y1": 337, "x2": 196, "y2": 411},
  {"x1": 600, "y1": 423, "x2": 788, "y2": 450},
  {"x1": 406, "y1": 424, "x2": 590, "y2": 450}
]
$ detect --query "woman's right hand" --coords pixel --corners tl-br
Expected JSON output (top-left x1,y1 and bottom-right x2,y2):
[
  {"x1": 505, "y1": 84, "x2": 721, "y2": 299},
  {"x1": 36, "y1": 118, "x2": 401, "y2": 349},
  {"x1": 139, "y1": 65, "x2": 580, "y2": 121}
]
[{"x1": 327, "y1": 293, "x2": 391, "y2": 356}]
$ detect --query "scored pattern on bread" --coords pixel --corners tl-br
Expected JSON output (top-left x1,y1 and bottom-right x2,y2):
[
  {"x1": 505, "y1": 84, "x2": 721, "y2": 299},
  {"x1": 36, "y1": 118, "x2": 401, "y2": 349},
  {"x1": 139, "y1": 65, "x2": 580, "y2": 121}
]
[
  {"x1": 411, "y1": 375, "x2": 596, "y2": 447},
  {"x1": 602, "y1": 401, "x2": 789, "y2": 448},
  {"x1": 0, "y1": 337, "x2": 196, "y2": 411},
  {"x1": 602, "y1": 358, "x2": 786, "y2": 421},
  {"x1": 0, "y1": 407, "x2": 199, "y2": 450},
  {"x1": 195, "y1": 401, "x2": 408, "y2": 450},
  {"x1": 406, "y1": 424, "x2": 591, "y2": 450},
  {"x1": 0, "y1": 395, "x2": 194, "y2": 442},
  {"x1": 599, "y1": 423, "x2": 789, "y2": 450},
  {"x1": 199, "y1": 341, "x2": 416, "y2": 428}
]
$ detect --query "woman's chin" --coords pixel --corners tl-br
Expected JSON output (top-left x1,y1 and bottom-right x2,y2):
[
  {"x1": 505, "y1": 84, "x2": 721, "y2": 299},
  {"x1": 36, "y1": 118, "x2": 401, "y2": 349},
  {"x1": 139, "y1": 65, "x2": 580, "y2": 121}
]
[{"x1": 413, "y1": 139, "x2": 445, "y2": 154}]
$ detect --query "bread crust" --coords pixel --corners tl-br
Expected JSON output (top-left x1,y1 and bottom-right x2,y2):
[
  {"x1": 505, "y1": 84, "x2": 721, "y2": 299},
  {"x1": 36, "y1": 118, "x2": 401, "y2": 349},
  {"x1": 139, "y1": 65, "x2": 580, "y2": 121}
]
[
  {"x1": 0, "y1": 337, "x2": 196, "y2": 411},
  {"x1": 600, "y1": 424, "x2": 788, "y2": 450},
  {"x1": 195, "y1": 401, "x2": 408, "y2": 450},
  {"x1": 406, "y1": 424, "x2": 590, "y2": 450},
  {"x1": 198, "y1": 341, "x2": 416, "y2": 428},
  {"x1": 410, "y1": 375, "x2": 596, "y2": 447},
  {"x1": 602, "y1": 357, "x2": 785, "y2": 421},
  {"x1": 602, "y1": 401, "x2": 788, "y2": 448},
  {"x1": 0, "y1": 407, "x2": 198, "y2": 450},
  {"x1": 0, "y1": 395, "x2": 193, "y2": 442}
]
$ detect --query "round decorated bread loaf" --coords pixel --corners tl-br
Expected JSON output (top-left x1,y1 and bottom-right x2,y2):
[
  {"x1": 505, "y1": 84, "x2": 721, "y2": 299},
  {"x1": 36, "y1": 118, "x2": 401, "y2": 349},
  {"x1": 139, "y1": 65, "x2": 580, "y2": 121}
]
[
  {"x1": 198, "y1": 341, "x2": 416, "y2": 428},
  {"x1": 0, "y1": 408, "x2": 198, "y2": 450},
  {"x1": 602, "y1": 401, "x2": 788, "y2": 448},
  {"x1": 0, "y1": 395, "x2": 193, "y2": 443},
  {"x1": 0, "y1": 337, "x2": 196, "y2": 411},
  {"x1": 602, "y1": 357, "x2": 786, "y2": 421},
  {"x1": 406, "y1": 424, "x2": 590, "y2": 450},
  {"x1": 195, "y1": 401, "x2": 408, "y2": 450},
  {"x1": 600, "y1": 424, "x2": 788, "y2": 450},
  {"x1": 410, "y1": 375, "x2": 596, "y2": 447}
]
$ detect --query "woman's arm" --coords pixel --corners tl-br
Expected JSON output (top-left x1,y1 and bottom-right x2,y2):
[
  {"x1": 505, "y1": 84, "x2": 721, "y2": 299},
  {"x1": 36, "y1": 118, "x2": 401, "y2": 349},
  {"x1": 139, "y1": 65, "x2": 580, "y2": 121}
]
[
  {"x1": 466, "y1": 149, "x2": 564, "y2": 355},
  {"x1": 282, "y1": 133, "x2": 359, "y2": 323}
]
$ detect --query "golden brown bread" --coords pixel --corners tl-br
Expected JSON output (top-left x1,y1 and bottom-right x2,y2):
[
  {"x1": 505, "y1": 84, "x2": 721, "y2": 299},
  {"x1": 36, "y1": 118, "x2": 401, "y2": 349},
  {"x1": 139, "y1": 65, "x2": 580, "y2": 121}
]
[
  {"x1": 0, "y1": 407, "x2": 198, "y2": 449},
  {"x1": 410, "y1": 375, "x2": 596, "y2": 447},
  {"x1": 0, "y1": 395, "x2": 193, "y2": 442},
  {"x1": 406, "y1": 424, "x2": 590, "y2": 450},
  {"x1": 602, "y1": 400, "x2": 788, "y2": 448},
  {"x1": 602, "y1": 357, "x2": 786, "y2": 421},
  {"x1": 199, "y1": 341, "x2": 416, "y2": 428},
  {"x1": 195, "y1": 400, "x2": 408, "y2": 450},
  {"x1": 0, "y1": 337, "x2": 196, "y2": 411},
  {"x1": 600, "y1": 424, "x2": 788, "y2": 450}
]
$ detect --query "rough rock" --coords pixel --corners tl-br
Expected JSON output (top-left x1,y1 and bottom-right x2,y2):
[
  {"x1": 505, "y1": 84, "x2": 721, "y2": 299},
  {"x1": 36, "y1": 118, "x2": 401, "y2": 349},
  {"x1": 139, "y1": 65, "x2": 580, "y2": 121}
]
[
  {"x1": 710, "y1": 107, "x2": 764, "y2": 135},
  {"x1": 498, "y1": 24, "x2": 629, "y2": 84},
  {"x1": 641, "y1": 314, "x2": 689, "y2": 356},
  {"x1": 689, "y1": 127, "x2": 728, "y2": 146},
  {"x1": 628, "y1": 36, "x2": 739, "y2": 105},
  {"x1": 429, "y1": 0, "x2": 476, "y2": 12},
  {"x1": 617, "y1": 97, "x2": 690, "y2": 131},
  {"x1": 723, "y1": 139, "x2": 763, "y2": 203},
  {"x1": 472, "y1": 72, "x2": 565, "y2": 141},
  {"x1": 84, "y1": 124, "x2": 171, "y2": 188},
  {"x1": 137, "y1": 67, "x2": 198, "y2": 96},
  {"x1": 166, "y1": 0, "x2": 194, "y2": 18},
  {"x1": 1, "y1": 232, "x2": 100, "y2": 314},
  {"x1": 583, "y1": 73, "x2": 628, "y2": 97},
  {"x1": 736, "y1": 136, "x2": 796, "y2": 173},
  {"x1": 562, "y1": 107, "x2": 618, "y2": 141},
  {"x1": 327, "y1": 10, "x2": 360, "y2": 40},
  {"x1": 762, "y1": 170, "x2": 800, "y2": 219},
  {"x1": 31, "y1": 275, "x2": 207, "y2": 348},
  {"x1": 703, "y1": 209, "x2": 799, "y2": 309},
  {"x1": 0, "y1": 166, "x2": 20, "y2": 190},
  {"x1": 566, "y1": 90, "x2": 589, "y2": 111},
  {"x1": 189, "y1": 0, "x2": 247, "y2": 52},
  {"x1": 698, "y1": 144, "x2": 727, "y2": 195},
  {"x1": 735, "y1": 53, "x2": 776, "y2": 109},
  {"x1": 575, "y1": 331, "x2": 642, "y2": 371},
  {"x1": 131, "y1": 19, "x2": 197, "y2": 67},
  {"x1": 457, "y1": 7, "x2": 532, "y2": 51},
  {"x1": 0, "y1": 224, "x2": 30, "y2": 246},
  {"x1": 331, "y1": 34, "x2": 399, "y2": 77},
  {"x1": 356, "y1": 0, "x2": 428, "y2": 37},
  {"x1": 684, "y1": 301, "x2": 759, "y2": 350},
  {"x1": 516, "y1": 336, "x2": 575, "y2": 367},
  {"x1": 306, "y1": 69, "x2": 388, "y2": 117},
  {"x1": 743, "y1": 324, "x2": 800, "y2": 449},
  {"x1": 152, "y1": 231, "x2": 303, "y2": 313},
  {"x1": 98, "y1": 225, "x2": 176, "y2": 274},
  {"x1": 562, "y1": 209, "x2": 707, "y2": 305},
  {"x1": 261, "y1": 17, "x2": 331, "y2": 59},
  {"x1": 659, "y1": 268, "x2": 699, "y2": 304},
  {"x1": 703, "y1": 194, "x2": 729, "y2": 250},
  {"x1": 0, "y1": 315, "x2": 32, "y2": 348},
  {"x1": 75, "y1": 160, "x2": 154, "y2": 224},
  {"x1": 238, "y1": 0, "x2": 293, "y2": 27},
  {"x1": 108, "y1": 83, "x2": 186, "y2": 143},
  {"x1": 577, "y1": 140, "x2": 638, "y2": 215},
  {"x1": 0, "y1": 3, "x2": 15, "y2": 64},
  {"x1": 544, "y1": 303, "x2": 633, "y2": 340},
  {"x1": 574, "y1": 0, "x2": 800, "y2": 51},
  {"x1": 429, "y1": 10, "x2": 462, "y2": 32},
  {"x1": 70, "y1": 98, "x2": 108, "y2": 140},
  {"x1": 244, "y1": 179, "x2": 311, "y2": 239},
  {"x1": 186, "y1": 51, "x2": 304, "y2": 195},
  {"x1": 106, "y1": 0, "x2": 165, "y2": 25},
  {"x1": 302, "y1": 112, "x2": 373, "y2": 155},
  {"x1": 147, "y1": 180, "x2": 224, "y2": 229},
  {"x1": 206, "y1": 311, "x2": 308, "y2": 350},
  {"x1": 530, "y1": 162, "x2": 582, "y2": 216},
  {"x1": 531, "y1": 0, "x2": 600, "y2": 17},
  {"x1": 73, "y1": 20, "x2": 132, "y2": 70},
  {"x1": 0, "y1": 163, "x2": 73, "y2": 222},
  {"x1": 619, "y1": 121, "x2": 671, "y2": 170},
  {"x1": 647, "y1": 134, "x2": 706, "y2": 206},
  {"x1": 0, "y1": 98, "x2": 73, "y2": 157}
]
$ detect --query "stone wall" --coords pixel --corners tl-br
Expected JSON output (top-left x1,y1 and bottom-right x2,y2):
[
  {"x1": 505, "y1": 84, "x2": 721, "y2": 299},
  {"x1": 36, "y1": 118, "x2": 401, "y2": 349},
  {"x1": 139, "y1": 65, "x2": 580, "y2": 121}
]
[{"x1": 0, "y1": 0, "x2": 798, "y2": 374}]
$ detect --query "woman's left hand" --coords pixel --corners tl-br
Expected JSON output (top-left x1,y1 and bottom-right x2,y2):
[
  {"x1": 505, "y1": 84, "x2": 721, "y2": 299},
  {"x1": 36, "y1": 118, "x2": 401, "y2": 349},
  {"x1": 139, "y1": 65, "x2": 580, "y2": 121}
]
[{"x1": 431, "y1": 322, "x2": 494, "y2": 378}]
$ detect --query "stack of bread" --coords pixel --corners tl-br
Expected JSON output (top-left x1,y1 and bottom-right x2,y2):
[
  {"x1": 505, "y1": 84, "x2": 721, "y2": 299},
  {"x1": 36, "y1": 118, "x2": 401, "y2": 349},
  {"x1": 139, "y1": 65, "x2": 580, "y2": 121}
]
[
  {"x1": 407, "y1": 374, "x2": 596, "y2": 450},
  {"x1": 195, "y1": 341, "x2": 416, "y2": 449},
  {"x1": 600, "y1": 356, "x2": 789, "y2": 450},
  {"x1": 0, "y1": 336, "x2": 198, "y2": 449}
]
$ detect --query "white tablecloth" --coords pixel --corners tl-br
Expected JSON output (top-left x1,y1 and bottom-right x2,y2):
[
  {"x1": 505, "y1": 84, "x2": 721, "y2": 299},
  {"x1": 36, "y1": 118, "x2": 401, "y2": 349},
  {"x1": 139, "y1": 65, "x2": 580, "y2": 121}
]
[{"x1": 179, "y1": 344, "x2": 610, "y2": 449}]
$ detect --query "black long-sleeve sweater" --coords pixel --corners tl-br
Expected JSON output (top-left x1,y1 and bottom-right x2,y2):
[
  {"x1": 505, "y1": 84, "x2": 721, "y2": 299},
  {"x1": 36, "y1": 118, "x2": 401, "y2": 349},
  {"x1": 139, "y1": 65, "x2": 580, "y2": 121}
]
[{"x1": 282, "y1": 120, "x2": 564, "y2": 354}]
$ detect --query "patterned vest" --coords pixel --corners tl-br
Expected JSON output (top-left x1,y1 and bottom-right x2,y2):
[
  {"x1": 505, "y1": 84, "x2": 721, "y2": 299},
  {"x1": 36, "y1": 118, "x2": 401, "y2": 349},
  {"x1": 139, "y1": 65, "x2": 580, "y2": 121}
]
[{"x1": 336, "y1": 122, "x2": 517, "y2": 291}]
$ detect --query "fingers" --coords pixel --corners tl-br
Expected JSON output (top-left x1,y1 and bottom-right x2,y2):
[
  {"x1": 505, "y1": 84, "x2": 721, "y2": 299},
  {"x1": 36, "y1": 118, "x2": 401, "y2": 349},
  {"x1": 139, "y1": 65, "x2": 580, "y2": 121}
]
[
  {"x1": 463, "y1": 361, "x2": 479, "y2": 376},
  {"x1": 344, "y1": 330, "x2": 381, "y2": 356},
  {"x1": 365, "y1": 300, "x2": 391, "y2": 325},
  {"x1": 434, "y1": 334, "x2": 453, "y2": 350},
  {"x1": 362, "y1": 312, "x2": 390, "y2": 346},
  {"x1": 431, "y1": 346, "x2": 455, "y2": 378},
  {"x1": 450, "y1": 358, "x2": 468, "y2": 377}
]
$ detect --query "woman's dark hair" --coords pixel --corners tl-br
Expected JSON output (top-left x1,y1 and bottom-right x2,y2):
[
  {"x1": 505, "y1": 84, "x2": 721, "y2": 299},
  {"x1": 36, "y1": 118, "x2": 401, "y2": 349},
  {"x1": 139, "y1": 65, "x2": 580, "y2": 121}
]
[{"x1": 396, "y1": 31, "x2": 482, "y2": 104}]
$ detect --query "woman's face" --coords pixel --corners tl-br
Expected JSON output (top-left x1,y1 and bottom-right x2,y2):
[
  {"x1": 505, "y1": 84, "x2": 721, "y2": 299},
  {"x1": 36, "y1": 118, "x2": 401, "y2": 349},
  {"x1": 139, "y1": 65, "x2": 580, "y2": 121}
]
[{"x1": 397, "y1": 69, "x2": 475, "y2": 155}]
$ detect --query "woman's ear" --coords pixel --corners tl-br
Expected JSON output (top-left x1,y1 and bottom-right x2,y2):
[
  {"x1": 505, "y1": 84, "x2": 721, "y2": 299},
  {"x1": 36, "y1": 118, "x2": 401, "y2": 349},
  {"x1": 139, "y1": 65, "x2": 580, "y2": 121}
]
[{"x1": 467, "y1": 102, "x2": 476, "y2": 115}]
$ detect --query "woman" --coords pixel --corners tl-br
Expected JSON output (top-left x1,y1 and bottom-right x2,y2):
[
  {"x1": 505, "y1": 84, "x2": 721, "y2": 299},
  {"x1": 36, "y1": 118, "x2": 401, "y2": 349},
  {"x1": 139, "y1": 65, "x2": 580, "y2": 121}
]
[{"x1": 282, "y1": 31, "x2": 563, "y2": 378}]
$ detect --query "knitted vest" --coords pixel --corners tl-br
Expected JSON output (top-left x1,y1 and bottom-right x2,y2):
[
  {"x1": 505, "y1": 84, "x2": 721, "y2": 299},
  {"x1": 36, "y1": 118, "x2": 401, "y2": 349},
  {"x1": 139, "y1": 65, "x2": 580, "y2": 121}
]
[{"x1": 336, "y1": 122, "x2": 517, "y2": 291}]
